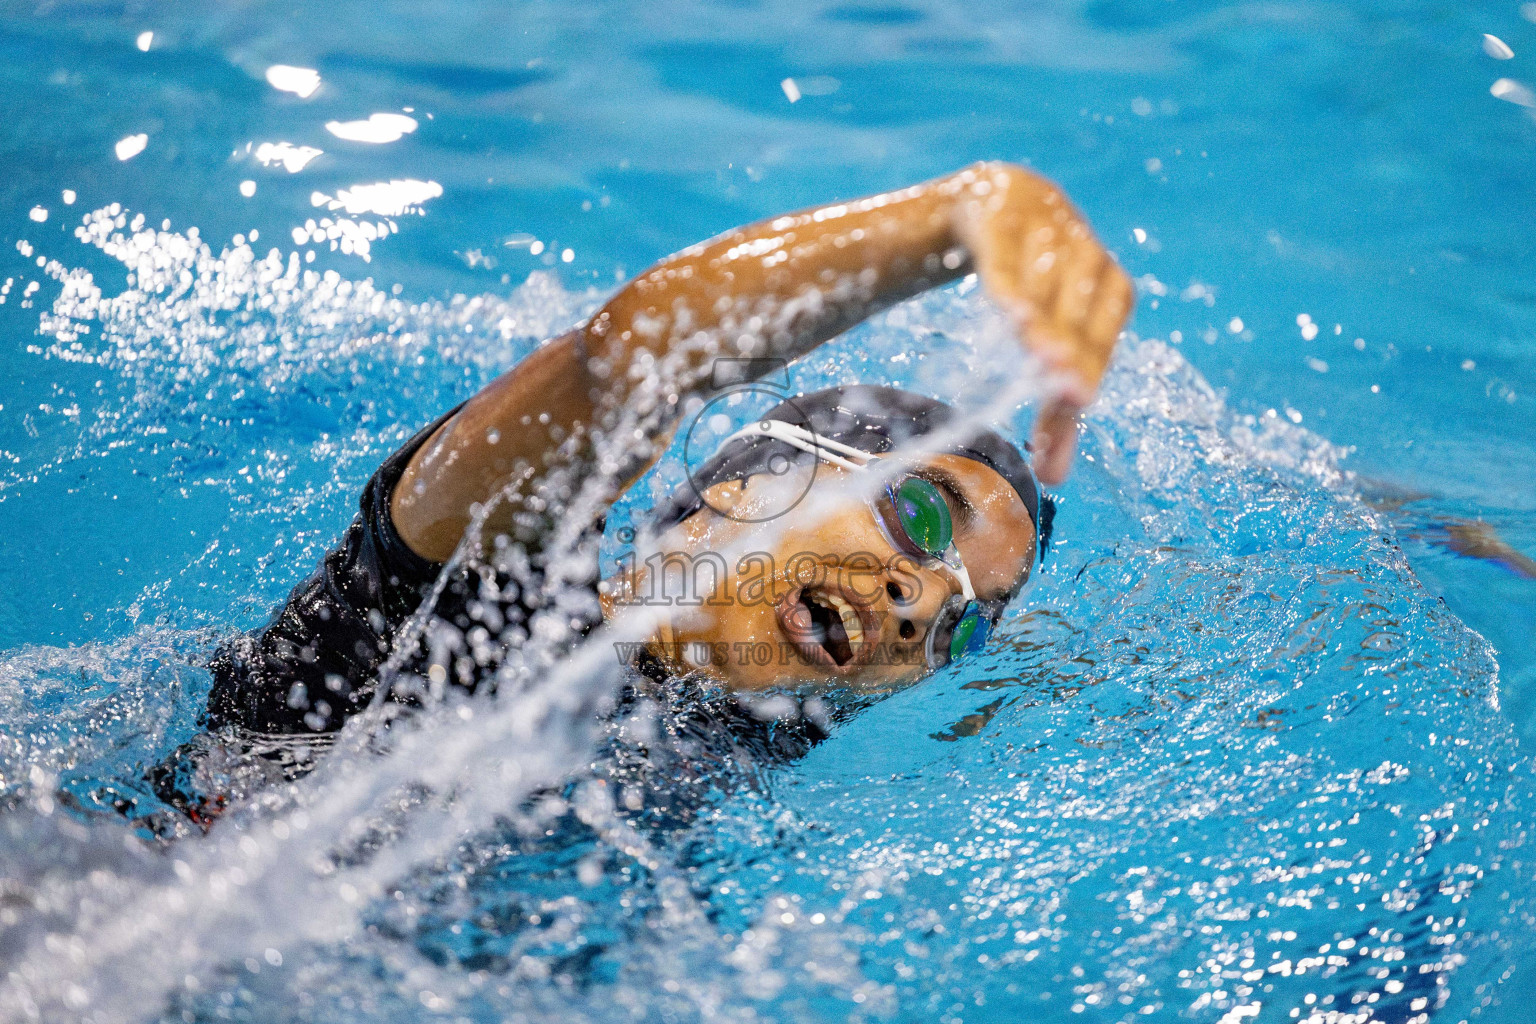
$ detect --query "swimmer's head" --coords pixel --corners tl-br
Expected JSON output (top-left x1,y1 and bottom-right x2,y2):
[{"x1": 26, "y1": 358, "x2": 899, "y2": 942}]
[{"x1": 606, "y1": 386, "x2": 1053, "y2": 693}]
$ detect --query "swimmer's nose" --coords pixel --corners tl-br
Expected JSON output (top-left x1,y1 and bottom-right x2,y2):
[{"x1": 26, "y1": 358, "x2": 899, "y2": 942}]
[{"x1": 883, "y1": 580, "x2": 921, "y2": 640}]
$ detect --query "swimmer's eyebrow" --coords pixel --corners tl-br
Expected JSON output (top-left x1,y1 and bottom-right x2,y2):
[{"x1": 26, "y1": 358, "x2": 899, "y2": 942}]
[{"x1": 907, "y1": 465, "x2": 977, "y2": 526}]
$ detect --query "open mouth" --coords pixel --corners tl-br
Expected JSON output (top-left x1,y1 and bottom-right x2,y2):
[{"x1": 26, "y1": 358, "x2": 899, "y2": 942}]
[{"x1": 776, "y1": 583, "x2": 876, "y2": 669}]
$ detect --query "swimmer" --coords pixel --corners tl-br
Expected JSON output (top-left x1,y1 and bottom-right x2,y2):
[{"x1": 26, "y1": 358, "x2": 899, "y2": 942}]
[{"x1": 147, "y1": 163, "x2": 1133, "y2": 825}]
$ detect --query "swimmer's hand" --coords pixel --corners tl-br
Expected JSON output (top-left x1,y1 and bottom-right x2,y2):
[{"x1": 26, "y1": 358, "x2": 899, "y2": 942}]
[{"x1": 953, "y1": 163, "x2": 1135, "y2": 485}]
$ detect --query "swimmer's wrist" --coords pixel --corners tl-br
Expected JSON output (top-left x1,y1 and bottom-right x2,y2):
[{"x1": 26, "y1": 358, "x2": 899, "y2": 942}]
[{"x1": 944, "y1": 161, "x2": 1055, "y2": 257}]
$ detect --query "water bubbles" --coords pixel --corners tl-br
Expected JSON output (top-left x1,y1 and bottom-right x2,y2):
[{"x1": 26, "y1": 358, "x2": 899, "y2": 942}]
[
  {"x1": 28, "y1": 206, "x2": 47, "y2": 222},
  {"x1": 135, "y1": 31, "x2": 153, "y2": 52},
  {"x1": 238, "y1": 180, "x2": 256, "y2": 198},
  {"x1": 1180, "y1": 280, "x2": 1216, "y2": 306}
]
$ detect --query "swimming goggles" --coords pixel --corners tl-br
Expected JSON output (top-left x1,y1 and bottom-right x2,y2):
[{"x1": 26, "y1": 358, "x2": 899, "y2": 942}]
[{"x1": 723, "y1": 419, "x2": 1007, "y2": 670}]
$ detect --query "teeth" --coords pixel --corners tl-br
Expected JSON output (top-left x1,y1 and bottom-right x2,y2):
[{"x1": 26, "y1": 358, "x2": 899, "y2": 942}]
[{"x1": 822, "y1": 591, "x2": 864, "y2": 647}]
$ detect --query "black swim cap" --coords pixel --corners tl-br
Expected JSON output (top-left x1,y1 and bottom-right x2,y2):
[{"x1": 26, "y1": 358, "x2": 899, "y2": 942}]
[{"x1": 648, "y1": 385, "x2": 1054, "y2": 560}]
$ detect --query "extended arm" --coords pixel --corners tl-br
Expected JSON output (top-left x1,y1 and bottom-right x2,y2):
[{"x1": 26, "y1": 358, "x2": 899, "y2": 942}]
[{"x1": 391, "y1": 162, "x2": 1133, "y2": 562}]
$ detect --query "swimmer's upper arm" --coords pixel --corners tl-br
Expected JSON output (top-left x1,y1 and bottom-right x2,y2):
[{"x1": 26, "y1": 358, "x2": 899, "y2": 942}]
[{"x1": 390, "y1": 331, "x2": 599, "y2": 562}]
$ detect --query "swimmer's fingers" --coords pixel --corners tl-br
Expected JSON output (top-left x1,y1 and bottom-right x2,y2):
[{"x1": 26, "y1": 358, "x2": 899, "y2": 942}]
[
  {"x1": 1031, "y1": 393, "x2": 1082, "y2": 487},
  {"x1": 1069, "y1": 258, "x2": 1135, "y2": 387},
  {"x1": 1026, "y1": 248, "x2": 1132, "y2": 485},
  {"x1": 953, "y1": 163, "x2": 1134, "y2": 484},
  {"x1": 1026, "y1": 264, "x2": 1136, "y2": 488}
]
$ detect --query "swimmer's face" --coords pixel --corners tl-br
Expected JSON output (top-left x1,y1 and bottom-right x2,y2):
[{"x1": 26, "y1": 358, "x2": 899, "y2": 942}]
[{"x1": 607, "y1": 454, "x2": 1036, "y2": 693}]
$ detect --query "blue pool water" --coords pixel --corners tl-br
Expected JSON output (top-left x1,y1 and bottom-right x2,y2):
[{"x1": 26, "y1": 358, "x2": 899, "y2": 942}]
[{"x1": 1, "y1": 1, "x2": 1535, "y2": 1022}]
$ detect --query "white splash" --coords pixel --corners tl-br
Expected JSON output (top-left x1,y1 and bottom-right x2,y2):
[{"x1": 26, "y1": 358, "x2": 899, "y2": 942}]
[
  {"x1": 289, "y1": 180, "x2": 441, "y2": 260},
  {"x1": 290, "y1": 215, "x2": 395, "y2": 260}
]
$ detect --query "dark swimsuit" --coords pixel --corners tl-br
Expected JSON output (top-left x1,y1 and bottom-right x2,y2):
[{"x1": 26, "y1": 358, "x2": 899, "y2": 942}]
[
  {"x1": 148, "y1": 407, "x2": 830, "y2": 826},
  {"x1": 202, "y1": 403, "x2": 487, "y2": 738}
]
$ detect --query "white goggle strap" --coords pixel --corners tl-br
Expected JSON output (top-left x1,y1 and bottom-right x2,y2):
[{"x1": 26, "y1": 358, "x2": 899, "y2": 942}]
[
  {"x1": 720, "y1": 419, "x2": 878, "y2": 472},
  {"x1": 946, "y1": 557, "x2": 977, "y2": 603}
]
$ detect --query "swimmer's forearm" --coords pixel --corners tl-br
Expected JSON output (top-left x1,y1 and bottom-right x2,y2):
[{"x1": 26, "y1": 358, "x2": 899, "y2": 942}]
[{"x1": 581, "y1": 162, "x2": 1038, "y2": 387}]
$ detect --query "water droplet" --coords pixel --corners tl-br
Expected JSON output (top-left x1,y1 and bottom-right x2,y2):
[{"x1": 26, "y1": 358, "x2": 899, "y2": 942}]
[
  {"x1": 1491, "y1": 78, "x2": 1536, "y2": 107},
  {"x1": 114, "y1": 134, "x2": 148, "y2": 161},
  {"x1": 1483, "y1": 34, "x2": 1514, "y2": 59}
]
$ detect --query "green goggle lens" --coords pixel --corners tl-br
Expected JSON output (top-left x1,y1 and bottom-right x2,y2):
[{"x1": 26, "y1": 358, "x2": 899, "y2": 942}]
[
  {"x1": 926, "y1": 598, "x2": 998, "y2": 671},
  {"x1": 948, "y1": 610, "x2": 989, "y2": 662},
  {"x1": 892, "y1": 477, "x2": 953, "y2": 557}
]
